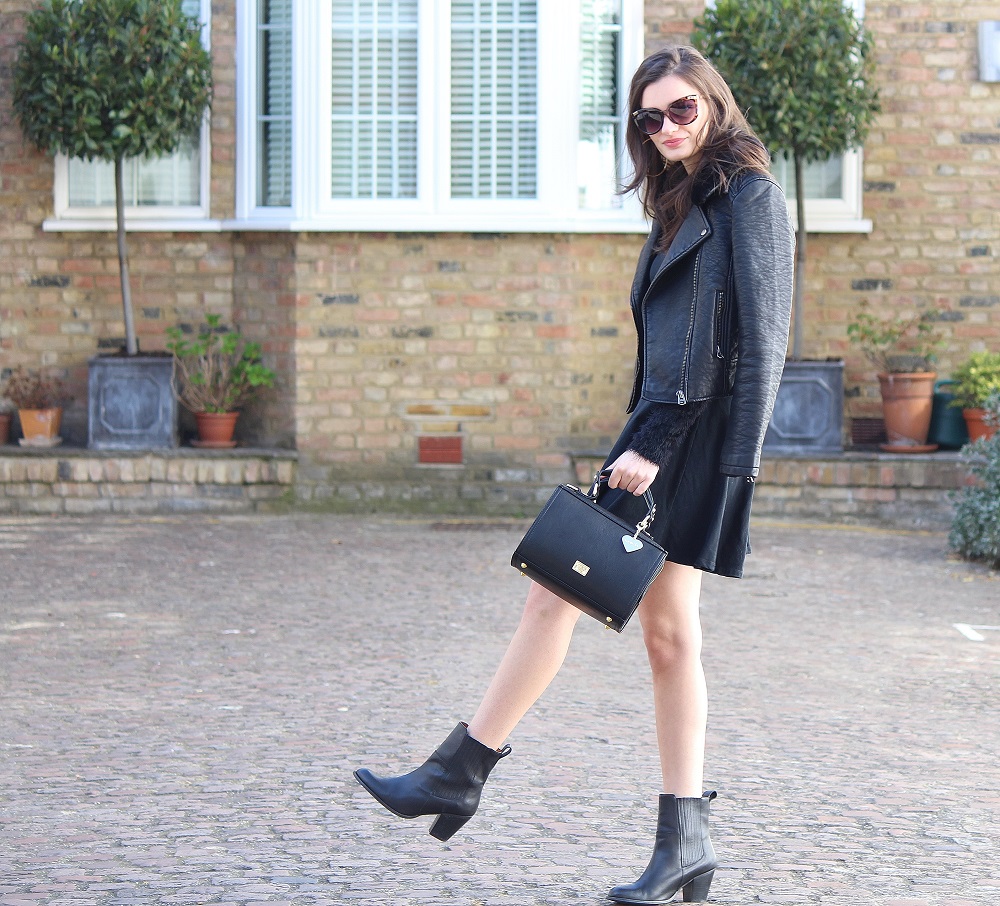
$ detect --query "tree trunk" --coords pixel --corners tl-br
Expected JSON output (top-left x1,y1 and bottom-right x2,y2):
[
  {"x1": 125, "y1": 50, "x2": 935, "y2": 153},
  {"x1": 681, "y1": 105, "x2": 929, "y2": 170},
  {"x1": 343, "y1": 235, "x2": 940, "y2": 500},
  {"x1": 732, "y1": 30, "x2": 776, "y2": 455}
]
[
  {"x1": 792, "y1": 152, "x2": 807, "y2": 362},
  {"x1": 115, "y1": 155, "x2": 138, "y2": 356},
  {"x1": 792, "y1": 154, "x2": 806, "y2": 362}
]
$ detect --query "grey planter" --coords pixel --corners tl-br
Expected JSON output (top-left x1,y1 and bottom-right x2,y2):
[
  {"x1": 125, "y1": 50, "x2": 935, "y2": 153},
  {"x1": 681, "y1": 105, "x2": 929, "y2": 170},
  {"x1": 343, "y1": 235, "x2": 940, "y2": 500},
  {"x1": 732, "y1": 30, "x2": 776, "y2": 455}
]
[
  {"x1": 88, "y1": 354, "x2": 178, "y2": 449},
  {"x1": 764, "y1": 359, "x2": 844, "y2": 454}
]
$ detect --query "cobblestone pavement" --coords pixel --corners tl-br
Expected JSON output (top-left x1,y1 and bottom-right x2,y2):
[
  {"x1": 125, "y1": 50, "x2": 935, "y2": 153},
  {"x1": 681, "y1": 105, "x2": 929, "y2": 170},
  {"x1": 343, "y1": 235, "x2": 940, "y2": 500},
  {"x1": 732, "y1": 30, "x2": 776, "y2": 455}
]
[{"x1": 0, "y1": 513, "x2": 998, "y2": 906}]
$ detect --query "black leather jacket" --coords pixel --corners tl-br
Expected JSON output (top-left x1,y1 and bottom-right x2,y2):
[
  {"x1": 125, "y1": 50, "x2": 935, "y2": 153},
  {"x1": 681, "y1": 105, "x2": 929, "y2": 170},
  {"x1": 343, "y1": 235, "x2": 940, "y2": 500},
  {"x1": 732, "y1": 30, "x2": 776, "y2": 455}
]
[{"x1": 626, "y1": 171, "x2": 794, "y2": 477}]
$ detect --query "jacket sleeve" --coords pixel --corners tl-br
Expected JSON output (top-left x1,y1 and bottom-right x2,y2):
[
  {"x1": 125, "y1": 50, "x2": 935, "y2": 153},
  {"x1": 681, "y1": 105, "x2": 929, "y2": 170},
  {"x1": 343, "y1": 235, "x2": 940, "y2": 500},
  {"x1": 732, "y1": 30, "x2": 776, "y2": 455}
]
[{"x1": 719, "y1": 177, "x2": 794, "y2": 477}]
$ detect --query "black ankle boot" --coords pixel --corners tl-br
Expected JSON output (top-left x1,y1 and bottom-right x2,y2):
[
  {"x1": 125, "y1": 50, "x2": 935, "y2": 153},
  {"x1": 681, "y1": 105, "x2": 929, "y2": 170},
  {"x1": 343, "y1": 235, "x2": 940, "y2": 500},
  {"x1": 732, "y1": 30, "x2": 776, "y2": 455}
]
[
  {"x1": 354, "y1": 722, "x2": 511, "y2": 841},
  {"x1": 608, "y1": 791, "x2": 718, "y2": 904}
]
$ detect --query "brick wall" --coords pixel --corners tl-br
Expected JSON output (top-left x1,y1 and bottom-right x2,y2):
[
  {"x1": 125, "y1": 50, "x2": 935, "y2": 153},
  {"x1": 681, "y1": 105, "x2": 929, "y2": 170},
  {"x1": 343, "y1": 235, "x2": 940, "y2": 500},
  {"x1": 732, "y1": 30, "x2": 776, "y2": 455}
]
[
  {"x1": 1, "y1": 1, "x2": 998, "y2": 510},
  {"x1": 289, "y1": 232, "x2": 639, "y2": 500},
  {"x1": 231, "y1": 233, "x2": 297, "y2": 448}
]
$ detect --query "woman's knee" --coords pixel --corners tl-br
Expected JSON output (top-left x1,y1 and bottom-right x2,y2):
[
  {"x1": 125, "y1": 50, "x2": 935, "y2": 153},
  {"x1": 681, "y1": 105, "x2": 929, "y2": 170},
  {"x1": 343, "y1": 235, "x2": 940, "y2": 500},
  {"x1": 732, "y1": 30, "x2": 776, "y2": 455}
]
[
  {"x1": 641, "y1": 619, "x2": 702, "y2": 673},
  {"x1": 639, "y1": 564, "x2": 704, "y2": 672},
  {"x1": 521, "y1": 583, "x2": 581, "y2": 630}
]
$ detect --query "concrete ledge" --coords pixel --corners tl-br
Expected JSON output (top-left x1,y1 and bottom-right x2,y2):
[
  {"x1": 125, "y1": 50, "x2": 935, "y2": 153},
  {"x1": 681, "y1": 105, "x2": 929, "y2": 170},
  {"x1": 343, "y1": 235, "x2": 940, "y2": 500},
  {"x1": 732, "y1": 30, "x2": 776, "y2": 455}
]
[{"x1": 0, "y1": 446, "x2": 297, "y2": 515}]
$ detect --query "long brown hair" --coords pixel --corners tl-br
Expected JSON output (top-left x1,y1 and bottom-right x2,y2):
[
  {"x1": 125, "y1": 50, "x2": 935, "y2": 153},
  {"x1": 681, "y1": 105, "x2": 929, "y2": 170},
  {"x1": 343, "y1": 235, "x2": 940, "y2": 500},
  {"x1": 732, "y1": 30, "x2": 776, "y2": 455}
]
[{"x1": 623, "y1": 46, "x2": 770, "y2": 250}]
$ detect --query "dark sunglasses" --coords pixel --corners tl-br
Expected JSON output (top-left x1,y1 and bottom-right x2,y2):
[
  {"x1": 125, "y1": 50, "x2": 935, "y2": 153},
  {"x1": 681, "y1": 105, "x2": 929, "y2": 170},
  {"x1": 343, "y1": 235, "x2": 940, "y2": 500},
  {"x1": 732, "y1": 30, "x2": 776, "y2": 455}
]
[{"x1": 631, "y1": 96, "x2": 699, "y2": 135}]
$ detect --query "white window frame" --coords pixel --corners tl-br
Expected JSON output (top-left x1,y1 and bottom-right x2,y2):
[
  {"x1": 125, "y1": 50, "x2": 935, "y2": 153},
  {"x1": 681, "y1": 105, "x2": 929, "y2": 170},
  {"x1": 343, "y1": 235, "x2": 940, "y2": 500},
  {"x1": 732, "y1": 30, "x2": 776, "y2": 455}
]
[
  {"x1": 45, "y1": 0, "x2": 214, "y2": 231},
  {"x1": 778, "y1": 148, "x2": 870, "y2": 233},
  {"x1": 234, "y1": 0, "x2": 647, "y2": 233},
  {"x1": 703, "y1": 0, "x2": 871, "y2": 234}
]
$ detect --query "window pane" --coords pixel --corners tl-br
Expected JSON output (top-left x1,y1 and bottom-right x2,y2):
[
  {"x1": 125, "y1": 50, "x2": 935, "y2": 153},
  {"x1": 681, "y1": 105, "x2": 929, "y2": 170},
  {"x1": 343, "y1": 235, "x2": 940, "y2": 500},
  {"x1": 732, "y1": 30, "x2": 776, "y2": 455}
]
[
  {"x1": 451, "y1": 0, "x2": 538, "y2": 199},
  {"x1": 259, "y1": 0, "x2": 293, "y2": 206},
  {"x1": 331, "y1": 0, "x2": 418, "y2": 199},
  {"x1": 772, "y1": 153, "x2": 844, "y2": 201},
  {"x1": 578, "y1": 0, "x2": 622, "y2": 210},
  {"x1": 66, "y1": 0, "x2": 205, "y2": 209}
]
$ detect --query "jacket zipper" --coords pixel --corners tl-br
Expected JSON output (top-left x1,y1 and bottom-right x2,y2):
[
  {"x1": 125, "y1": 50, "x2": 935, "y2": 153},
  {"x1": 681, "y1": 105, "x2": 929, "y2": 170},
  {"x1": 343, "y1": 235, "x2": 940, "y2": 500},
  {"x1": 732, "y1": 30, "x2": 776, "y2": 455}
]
[
  {"x1": 714, "y1": 289, "x2": 726, "y2": 359},
  {"x1": 676, "y1": 250, "x2": 700, "y2": 405}
]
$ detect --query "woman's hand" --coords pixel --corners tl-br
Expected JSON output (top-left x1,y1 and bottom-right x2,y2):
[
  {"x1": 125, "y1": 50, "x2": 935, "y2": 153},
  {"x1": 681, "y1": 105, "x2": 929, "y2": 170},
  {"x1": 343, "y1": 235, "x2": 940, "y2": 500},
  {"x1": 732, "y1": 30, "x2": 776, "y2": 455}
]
[{"x1": 607, "y1": 450, "x2": 659, "y2": 496}]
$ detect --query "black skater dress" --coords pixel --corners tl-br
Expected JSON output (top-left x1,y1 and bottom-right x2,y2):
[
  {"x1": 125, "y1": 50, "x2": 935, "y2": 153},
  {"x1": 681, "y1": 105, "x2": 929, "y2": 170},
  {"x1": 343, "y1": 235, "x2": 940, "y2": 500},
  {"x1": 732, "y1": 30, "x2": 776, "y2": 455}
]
[{"x1": 598, "y1": 253, "x2": 756, "y2": 579}]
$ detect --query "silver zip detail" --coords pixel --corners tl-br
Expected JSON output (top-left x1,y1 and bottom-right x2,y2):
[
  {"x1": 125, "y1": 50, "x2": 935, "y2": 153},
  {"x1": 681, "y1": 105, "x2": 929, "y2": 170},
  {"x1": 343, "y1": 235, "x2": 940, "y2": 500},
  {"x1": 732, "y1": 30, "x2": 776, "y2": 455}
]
[{"x1": 676, "y1": 390, "x2": 687, "y2": 405}]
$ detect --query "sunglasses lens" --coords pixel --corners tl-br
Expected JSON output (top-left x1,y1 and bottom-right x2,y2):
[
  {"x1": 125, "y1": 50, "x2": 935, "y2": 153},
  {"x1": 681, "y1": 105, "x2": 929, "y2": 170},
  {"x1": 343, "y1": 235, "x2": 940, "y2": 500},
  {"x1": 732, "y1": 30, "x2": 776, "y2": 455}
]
[
  {"x1": 634, "y1": 111, "x2": 664, "y2": 135},
  {"x1": 667, "y1": 99, "x2": 698, "y2": 126}
]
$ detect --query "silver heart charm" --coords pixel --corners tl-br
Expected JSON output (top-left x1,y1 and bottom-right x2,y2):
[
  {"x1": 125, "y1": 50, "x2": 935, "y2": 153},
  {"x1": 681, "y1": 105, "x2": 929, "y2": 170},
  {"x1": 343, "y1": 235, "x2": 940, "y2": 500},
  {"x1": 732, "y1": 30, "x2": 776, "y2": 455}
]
[{"x1": 621, "y1": 534, "x2": 643, "y2": 553}]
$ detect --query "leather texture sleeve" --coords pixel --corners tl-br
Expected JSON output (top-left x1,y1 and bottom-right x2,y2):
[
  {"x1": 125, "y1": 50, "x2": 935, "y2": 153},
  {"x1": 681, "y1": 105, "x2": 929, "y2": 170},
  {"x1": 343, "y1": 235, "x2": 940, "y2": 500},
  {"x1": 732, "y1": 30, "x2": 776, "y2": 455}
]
[{"x1": 719, "y1": 177, "x2": 794, "y2": 477}]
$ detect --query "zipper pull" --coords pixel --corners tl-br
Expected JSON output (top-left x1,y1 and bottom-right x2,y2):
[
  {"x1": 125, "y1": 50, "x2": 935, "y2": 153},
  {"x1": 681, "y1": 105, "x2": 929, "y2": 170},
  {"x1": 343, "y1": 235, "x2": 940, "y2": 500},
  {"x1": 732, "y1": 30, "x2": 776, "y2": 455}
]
[{"x1": 676, "y1": 390, "x2": 687, "y2": 405}]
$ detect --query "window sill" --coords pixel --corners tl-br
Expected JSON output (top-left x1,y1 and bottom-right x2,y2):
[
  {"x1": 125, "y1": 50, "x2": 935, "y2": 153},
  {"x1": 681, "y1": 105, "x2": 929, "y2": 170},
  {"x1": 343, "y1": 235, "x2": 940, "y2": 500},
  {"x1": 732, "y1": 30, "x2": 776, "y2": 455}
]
[
  {"x1": 43, "y1": 218, "x2": 226, "y2": 233},
  {"x1": 43, "y1": 213, "x2": 873, "y2": 235},
  {"x1": 789, "y1": 216, "x2": 873, "y2": 234},
  {"x1": 43, "y1": 214, "x2": 651, "y2": 235}
]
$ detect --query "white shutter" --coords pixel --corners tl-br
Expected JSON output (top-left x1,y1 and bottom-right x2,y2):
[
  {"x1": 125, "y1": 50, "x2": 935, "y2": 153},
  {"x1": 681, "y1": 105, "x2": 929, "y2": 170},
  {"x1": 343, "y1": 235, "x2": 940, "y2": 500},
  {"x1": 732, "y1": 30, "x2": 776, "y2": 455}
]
[
  {"x1": 331, "y1": 0, "x2": 419, "y2": 199},
  {"x1": 578, "y1": 0, "x2": 622, "y2": 210},
  {"x1": 258, "y1": 0, "x2": 293, "y2": 206},
  {"x1": 67, "y1": 139, "x2": 202, "y2": 210},
  {"x1": 772, "y1": 154, "x2": 845, "y2": 200},
  {"x1": 450, "y1": 0, "x2": 537, "y2": 200}
]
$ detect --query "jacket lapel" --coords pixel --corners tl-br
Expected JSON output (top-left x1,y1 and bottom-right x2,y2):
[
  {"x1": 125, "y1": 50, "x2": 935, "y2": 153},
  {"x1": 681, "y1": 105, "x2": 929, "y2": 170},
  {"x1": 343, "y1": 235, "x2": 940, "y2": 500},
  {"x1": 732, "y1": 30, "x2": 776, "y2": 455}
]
[
  {"x1": 658, "y1": 205, "x2": 712, "y2": 275},
  {"x1": 633, "y1": 206, "x2": 713, "y2": 307},
  {"x1": 630, "y1": 222, "x2": 661, "y2": 308}
]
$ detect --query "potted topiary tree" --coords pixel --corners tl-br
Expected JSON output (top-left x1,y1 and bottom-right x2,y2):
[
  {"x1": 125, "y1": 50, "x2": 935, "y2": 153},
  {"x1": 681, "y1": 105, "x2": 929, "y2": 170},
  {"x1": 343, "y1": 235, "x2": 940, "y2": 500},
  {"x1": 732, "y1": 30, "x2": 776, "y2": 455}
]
[
  {"x1": 12, "y1": 0, "x2": 212, "y2": 450},
  {"x1": 694, "y1": 0, "x2": 880, "y2": 453}
]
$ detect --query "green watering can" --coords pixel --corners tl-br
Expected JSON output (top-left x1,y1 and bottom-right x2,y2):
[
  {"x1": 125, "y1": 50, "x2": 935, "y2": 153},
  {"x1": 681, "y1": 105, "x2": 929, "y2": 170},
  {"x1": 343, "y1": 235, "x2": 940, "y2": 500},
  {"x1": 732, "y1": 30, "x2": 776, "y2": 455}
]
[{"x1": 927, "y1": 379, "x2": 969, "y2": 449}]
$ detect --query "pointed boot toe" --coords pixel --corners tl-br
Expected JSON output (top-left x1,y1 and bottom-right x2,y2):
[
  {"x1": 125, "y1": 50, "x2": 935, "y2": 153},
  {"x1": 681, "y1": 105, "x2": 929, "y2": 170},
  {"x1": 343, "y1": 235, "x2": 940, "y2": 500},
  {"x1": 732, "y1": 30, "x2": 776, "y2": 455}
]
[{"x1": 354, "y1": 722, "x2": 511, "y2": 840}]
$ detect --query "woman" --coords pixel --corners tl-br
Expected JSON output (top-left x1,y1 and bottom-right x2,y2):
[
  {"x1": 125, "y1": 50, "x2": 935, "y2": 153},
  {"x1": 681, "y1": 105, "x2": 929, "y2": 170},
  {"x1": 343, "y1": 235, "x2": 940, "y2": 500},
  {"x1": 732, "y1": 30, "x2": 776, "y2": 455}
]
[{"x1": 355, "y1": 45, "x2": 794, "y2": 904}]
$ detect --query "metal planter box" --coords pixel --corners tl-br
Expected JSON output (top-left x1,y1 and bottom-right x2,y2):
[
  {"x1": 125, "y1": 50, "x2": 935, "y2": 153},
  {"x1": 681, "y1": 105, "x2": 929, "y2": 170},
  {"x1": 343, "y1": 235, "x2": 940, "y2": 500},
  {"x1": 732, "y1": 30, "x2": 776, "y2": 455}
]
[
  {"x1": 88, "y1": 354, "x2": 178, "y2": 450},
  {"x1": 763, "y1": 359, "x2": 844, "y2": 454}
]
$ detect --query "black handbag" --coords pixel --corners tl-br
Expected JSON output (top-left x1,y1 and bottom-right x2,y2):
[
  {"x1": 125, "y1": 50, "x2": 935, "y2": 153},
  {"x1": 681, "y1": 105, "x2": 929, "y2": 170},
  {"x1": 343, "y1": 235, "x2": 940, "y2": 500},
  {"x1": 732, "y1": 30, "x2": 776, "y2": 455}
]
[{"x1": 511, "y1": 472, "x2": 667, "y2": 632}]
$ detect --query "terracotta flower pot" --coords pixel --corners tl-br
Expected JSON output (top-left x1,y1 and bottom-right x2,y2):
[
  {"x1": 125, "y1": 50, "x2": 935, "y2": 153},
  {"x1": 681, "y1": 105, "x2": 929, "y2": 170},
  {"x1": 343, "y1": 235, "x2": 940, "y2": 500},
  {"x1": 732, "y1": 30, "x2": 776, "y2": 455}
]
[
  {"x1": 18, "y1": 407, "x2": 63, "y2": 447},
  {"x1": 877, "y1": 372, "x2": 937, "y2": 452},
  {"x1": 193, "y1": 411, "x2": 239, "y2": 448},
  {"x1": 0, "y1": 412, "x2": 11, "y2": 445},
  {"x1": 962, "y1": 408, "x2": 999, "y2": 442}
]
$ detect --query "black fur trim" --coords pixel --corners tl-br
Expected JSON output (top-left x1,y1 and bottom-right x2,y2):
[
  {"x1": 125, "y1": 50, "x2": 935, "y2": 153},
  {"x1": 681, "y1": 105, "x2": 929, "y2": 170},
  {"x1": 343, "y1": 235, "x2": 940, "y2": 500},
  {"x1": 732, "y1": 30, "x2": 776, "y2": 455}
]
[{"x1": 627, "y1": 401, "x2": 708, "y2": 468}]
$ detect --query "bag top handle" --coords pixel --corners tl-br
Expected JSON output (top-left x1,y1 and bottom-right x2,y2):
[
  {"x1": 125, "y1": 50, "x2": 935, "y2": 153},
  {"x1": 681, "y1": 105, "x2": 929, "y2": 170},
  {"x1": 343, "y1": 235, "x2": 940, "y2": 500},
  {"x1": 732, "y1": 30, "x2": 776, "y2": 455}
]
[{"x1": 588, "y1": 469, "x2": 657, "y2": 537}]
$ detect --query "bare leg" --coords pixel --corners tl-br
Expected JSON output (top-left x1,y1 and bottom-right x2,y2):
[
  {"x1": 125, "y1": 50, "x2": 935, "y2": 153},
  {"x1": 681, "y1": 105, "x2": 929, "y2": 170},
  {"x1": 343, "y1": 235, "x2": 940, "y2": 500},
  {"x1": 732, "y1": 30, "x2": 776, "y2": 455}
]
[
  {"x1": 637, "y1": 561, "x2": 707, "y2": 796},
  {"x1": 466, "y1": 582, "x2": 582, "y2": 749}
]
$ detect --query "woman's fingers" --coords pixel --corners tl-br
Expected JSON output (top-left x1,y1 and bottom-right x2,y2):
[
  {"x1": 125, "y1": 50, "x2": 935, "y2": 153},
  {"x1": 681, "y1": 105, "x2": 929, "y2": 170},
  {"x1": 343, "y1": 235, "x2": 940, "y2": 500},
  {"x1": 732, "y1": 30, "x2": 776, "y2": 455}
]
[{"x1": 607, "y1": 450, "x2": 659, "y2": 496}]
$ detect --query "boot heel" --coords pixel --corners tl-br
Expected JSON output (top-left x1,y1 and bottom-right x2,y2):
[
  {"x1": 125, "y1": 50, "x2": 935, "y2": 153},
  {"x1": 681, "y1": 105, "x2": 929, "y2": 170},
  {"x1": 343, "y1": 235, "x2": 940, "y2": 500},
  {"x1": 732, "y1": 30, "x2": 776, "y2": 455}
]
[
  {"x1": 429, "y1": 813, "x2": 471, "y2": 841},
  {"x1": 682, "y1": 869, "x2": 715, "y2": 902}
]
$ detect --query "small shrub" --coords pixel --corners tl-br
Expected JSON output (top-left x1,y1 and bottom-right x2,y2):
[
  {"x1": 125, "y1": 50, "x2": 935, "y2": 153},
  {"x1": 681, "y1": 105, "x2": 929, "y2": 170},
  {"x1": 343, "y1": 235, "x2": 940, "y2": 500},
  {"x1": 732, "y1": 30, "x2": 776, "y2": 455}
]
[
  {"x1": 166, "y1": 314, "x2": 275, "y2": 413},
  {"x1": 948, "y1": 351, "x2": 1000, "y2": 410},
  {"x1": 846, "y1": 301, "x2": 942, "y2": 374},
  {"x1": 949, "y1": 394, "x2": 1000, "y2": 570},
  {"x1": 2, "y1": 367, "x2": 66, "y2": 410}
]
